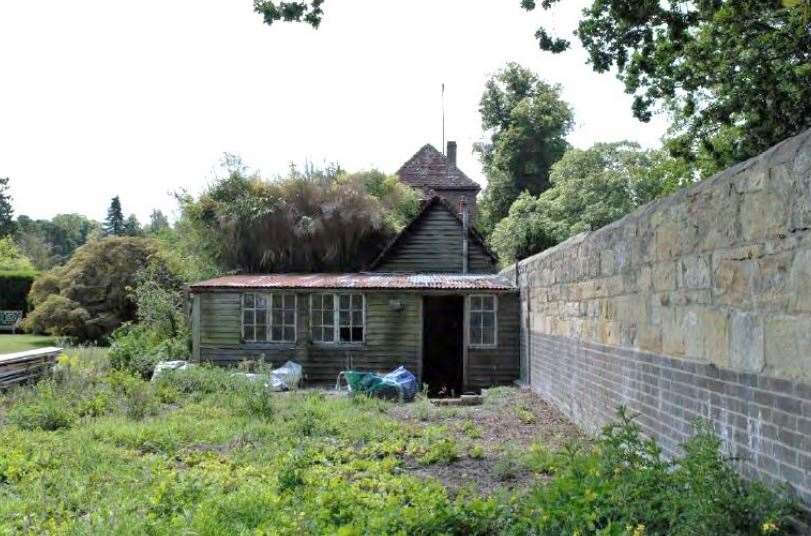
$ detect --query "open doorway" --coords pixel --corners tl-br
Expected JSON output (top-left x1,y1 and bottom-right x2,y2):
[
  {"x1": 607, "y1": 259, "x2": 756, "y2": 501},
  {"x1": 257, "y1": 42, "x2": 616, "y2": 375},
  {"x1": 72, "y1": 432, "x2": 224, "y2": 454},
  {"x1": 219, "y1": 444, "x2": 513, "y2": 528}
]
[{"x1": 422, "y1": 295, "x2": 464, "y2": 397}]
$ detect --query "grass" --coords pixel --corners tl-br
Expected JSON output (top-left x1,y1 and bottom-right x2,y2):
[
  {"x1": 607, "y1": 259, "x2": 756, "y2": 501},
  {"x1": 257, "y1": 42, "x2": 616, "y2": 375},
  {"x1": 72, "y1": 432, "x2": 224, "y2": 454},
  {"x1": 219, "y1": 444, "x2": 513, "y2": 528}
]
[
  {"x1": 0, "y1": 348, "x2": 798, "y2": 535},
  {"x1": 0, "y1": 334, "x2": 59, "y2": 354}
]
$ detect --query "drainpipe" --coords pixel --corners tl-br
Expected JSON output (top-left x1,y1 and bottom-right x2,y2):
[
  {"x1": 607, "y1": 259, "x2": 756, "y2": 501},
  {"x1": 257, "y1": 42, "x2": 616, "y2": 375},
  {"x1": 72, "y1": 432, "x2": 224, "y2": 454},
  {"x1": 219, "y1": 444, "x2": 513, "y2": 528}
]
[{"x1": 461, "y1": 199, "x2": 469, "y2": 274}]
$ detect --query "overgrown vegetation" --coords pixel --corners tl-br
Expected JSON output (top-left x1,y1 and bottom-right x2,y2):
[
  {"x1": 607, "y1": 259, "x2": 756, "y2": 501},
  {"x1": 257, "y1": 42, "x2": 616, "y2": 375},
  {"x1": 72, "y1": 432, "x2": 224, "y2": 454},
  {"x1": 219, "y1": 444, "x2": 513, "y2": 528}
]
[
  {"x1": 23, "y1": 237, "x2": 173, "y2": 342},
  {"x1": 490, "y1": 142, "x2": 685, "y2": 263},
  {"x1": 0, "y1": 351, "x2": 796, "y2": 534},
  {"x1": 179, "y1": 159, "x2": 420, "y2": 273}
]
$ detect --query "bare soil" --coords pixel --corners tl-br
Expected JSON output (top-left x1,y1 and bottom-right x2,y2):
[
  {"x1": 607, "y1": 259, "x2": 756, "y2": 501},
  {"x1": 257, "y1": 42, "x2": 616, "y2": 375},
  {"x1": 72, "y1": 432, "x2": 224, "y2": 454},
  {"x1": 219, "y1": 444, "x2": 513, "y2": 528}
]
[{"x1": 389, "y1": 386, "x2": 585, "y2": 496}]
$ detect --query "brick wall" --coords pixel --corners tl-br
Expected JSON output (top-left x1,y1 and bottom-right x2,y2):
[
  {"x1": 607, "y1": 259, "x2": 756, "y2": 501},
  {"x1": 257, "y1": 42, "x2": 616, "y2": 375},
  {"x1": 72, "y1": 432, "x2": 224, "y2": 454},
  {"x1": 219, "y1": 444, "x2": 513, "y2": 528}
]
[{"x1": 502, "y1": 128, "x2": 811, "y2": 503}]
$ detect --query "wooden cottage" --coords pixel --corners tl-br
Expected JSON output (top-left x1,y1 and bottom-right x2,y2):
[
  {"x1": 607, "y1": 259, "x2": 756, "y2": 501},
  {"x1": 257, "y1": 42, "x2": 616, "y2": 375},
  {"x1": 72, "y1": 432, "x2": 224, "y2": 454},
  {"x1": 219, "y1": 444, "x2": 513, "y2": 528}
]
[{"x1": 189, "y1": 144, "x2": 519, "y2": 395}]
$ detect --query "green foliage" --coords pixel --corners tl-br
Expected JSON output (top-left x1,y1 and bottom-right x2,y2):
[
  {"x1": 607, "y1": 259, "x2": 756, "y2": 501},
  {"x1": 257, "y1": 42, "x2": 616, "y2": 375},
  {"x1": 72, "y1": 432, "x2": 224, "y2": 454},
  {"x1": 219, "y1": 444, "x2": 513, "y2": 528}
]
[
  {"x1": 509, "y1": 408, "x2": 794, "y2": 535},
  {"x1": 109, "y1": 260, "x2": 189, "y2": 378},
  {"x1": 338, "y1": 169, "x2": 421, "y2": 230},
  {"x1": 0, "y1": 355, "x2": 796, "y2": 535},
  {"x1": 147, "y1": 209, "x2": 170, "y2": 235},
  {"x1": 180, "y1": 159, "x2": 411, "y2": 273},
  {"x1": 254, "y1": 0, "x2": 325, "y2": 28},
  {"x1": 0, "y1": 236, "x2": 35, "y2": 272},
  {"x1": 123, "y1": 214, "x2": 143, "y2": 236},
  {"x1": 491, "y1": 142, "x2": 683, "y2": 263},
  {"x1": 526, "y1": 0, "x2": 811, "y2": 173},
  {"x1": 104, "y1": 195, "x2": 126, "y2": 236},
  {"x1": 6, "y1": 380, "x2": 76, "y2": 431},
  {"x1": 23, "y1": 237, "x2": 171, "y2": 342},
  {"x1": 0, "y1": 177, "x2": 13, "y2": 237},
  {"x1": 475, "y1": 63, "x2": 574, "y2": 234},
  {"x1": 12, "y1": 213, "x2": 102, "y2": 269}
]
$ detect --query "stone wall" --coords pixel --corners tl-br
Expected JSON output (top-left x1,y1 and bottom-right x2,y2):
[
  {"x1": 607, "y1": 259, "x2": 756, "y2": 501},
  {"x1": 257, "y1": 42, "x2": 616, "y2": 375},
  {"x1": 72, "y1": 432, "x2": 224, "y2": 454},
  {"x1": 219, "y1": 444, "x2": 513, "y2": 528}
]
[{"x1": 502, "y1": 128, "x2": 811, "y2": 503}]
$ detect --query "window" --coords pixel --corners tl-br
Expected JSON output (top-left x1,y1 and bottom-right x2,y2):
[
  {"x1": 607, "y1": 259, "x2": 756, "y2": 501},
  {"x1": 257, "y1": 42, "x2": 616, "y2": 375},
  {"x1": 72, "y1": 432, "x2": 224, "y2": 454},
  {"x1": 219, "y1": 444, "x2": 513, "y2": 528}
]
[
  {"x1": 310, "y1": 293, "x2": 335, "y2": 343},
  {"x1": 469, "y1": 295, "x2": 497, "y2": 347},
  {"x1": 310, "y1": 293, "x2": 365, "y2": 343},
  {"x1": 242, "y1": 293, "x2": 267, "y2": 342},
  {"x1": 339, "y1": 294, "x2": 364, "y2": 343},
  {"x1": 242, "y1": 293, "x2": 296, "y2": 342}
]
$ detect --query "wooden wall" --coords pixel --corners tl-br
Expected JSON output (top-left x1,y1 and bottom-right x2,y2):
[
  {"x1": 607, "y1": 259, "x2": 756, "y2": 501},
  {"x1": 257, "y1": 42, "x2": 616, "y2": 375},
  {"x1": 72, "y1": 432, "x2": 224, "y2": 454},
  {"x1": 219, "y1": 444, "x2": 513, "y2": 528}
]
[
  {"x1": 374, "y1": 205, "x2": 496, "y2": 274},
  {"x1": 467, "y1": 293, "x2": 521, "y2": 389},
  {"x1": 197, "y1": 291, "x2": 421, "y2": 384},
  {"x1": 194, "y1": 289, "x2": 519, "y2": 389}
]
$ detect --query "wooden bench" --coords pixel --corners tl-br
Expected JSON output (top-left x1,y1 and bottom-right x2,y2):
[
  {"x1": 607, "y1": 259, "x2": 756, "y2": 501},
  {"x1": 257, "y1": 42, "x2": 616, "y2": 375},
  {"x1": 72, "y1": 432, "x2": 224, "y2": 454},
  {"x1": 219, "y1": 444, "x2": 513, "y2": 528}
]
[{"x1": 0, "y1": 311, "x2": 23, "y2": 334}]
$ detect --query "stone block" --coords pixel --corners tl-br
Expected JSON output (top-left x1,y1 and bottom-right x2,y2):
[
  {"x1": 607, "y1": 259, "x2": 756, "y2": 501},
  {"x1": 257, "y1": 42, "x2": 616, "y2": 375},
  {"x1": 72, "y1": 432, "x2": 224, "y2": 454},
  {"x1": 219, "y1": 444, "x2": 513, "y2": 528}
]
[
  {"x1": 752, "y1": 251, "x2": 793, "y2": 310},
  {"x1": 712, "y1": 247, "x2": 760, "y2": 307},
  {"x1": 688, "y1": 187, "x2": 738, "y2": 252},
  {"x1": 653, "y1": 261, "x2": 678, "y2": 291},
  {"x1": 764, "y1": 315, "x2": 811, "y2": 382},
  {"x1": 636, "y1": 323, "x2": 663, "y2": 353},
  {"x1": 789, "y1": 249, "x2": 811, "y2": 314},
  {"x1": 678, "y1": 254, "x2": 712, "y2": 289},
  {"x1": 730, "y1": 312, "x2": 765, "y2": 373},
  {"x1": 740, "y1": 189, "x2": 788, "y2": 242},
  {"x1": 682, "y1": 306, "x2": 730, "y2": 367},
  {"x1": 661, "y1": 306, "x2": 686, "y2": 357}
]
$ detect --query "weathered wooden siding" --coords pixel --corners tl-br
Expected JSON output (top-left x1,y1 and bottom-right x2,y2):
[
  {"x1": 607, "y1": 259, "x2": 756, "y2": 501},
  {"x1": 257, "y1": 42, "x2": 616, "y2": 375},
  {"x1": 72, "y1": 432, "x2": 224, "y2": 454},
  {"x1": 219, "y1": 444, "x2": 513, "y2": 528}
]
[
  {"x1": 467, "y1": 293, "x2": 521, "y2": 389},
  {"x1": 375, "y1": 206, "x2": 496, "y2": 274},
  {"x1": 198, "y1": 291, "x2": 421, "y2": 384},
  {"x1": 197, "y1": 289, "x2": 519, "y2": 388}
]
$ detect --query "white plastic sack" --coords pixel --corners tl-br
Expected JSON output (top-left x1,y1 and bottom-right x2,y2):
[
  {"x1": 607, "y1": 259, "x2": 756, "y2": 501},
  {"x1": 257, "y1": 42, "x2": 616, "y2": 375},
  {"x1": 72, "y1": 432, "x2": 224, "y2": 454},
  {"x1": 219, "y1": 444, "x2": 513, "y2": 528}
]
[
  {"x1": 271, "y1": 360, "x2": 302, "y2": 390},
  {"x1": 232, "y1": 361, "x2": 303, "y2": 392},
  {"x1": 151, "y1": 360, "x2": 193, "y2": 381}
]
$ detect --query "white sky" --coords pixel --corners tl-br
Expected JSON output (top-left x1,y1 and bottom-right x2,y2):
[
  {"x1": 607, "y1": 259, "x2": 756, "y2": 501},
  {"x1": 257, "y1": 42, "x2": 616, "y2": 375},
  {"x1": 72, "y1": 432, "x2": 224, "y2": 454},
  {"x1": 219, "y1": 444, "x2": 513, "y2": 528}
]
[{"x1": 0, "y1": 0, "x2": 669, "y2": 224}]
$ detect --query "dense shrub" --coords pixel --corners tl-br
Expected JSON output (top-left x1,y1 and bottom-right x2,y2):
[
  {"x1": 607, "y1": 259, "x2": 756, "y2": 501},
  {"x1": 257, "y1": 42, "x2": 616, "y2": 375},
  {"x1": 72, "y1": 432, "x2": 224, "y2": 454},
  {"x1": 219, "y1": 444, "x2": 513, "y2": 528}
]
[
  {"x1": 508, "y1": 408, "x2": 794, "y2": 535},
  {"x1": 0, "y1": 270, "x2": 37, "y2": 312},
  {"x1": 6, "y1": 380, "x2": 77, "y2": 431},
  {"x1": 109, "y1": 261, "x2": 190, "y2": 378},
  {"x1": 179, "y1": 162, "x2": 420, "y2": 273},
  {"x1": 23, "y1": 237, "x2": 173, "y2": 342}
]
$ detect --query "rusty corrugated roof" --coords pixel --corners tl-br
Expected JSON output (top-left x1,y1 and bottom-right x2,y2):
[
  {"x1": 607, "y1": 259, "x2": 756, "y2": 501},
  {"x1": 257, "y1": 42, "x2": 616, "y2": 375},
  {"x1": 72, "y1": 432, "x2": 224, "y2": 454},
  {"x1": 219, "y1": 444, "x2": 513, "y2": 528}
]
[{"x1": 190, "y1": 273, "x2": 516, "y2": 291}]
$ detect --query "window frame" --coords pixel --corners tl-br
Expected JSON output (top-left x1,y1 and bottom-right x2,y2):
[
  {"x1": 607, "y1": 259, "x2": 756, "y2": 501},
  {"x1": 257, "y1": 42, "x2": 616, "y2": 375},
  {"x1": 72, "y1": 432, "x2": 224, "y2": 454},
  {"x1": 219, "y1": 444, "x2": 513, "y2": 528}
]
[
  {"x1": 240, "y1": 292, "x2": 297, "y2": 344},
  {"x1": 467, "y1": 294, "x2": 498, "y2": 349},
  {"x1": 309, "y1": 292, "x2": 366, "y2": 345}
]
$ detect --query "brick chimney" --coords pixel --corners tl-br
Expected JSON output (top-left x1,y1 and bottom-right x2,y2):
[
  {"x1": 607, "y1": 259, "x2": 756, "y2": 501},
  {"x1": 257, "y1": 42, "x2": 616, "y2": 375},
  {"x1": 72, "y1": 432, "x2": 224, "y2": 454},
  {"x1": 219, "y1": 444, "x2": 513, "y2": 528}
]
[{"x1": 446, "y1": 141, "x2": 457, "y2": 167}]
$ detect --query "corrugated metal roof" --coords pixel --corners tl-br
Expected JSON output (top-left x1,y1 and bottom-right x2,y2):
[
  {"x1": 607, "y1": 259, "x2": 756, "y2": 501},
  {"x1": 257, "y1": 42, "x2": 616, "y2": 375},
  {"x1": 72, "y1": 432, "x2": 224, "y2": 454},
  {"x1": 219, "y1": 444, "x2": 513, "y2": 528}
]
[{"x1": 190, "y1": 273, "x2": 516, "y2": 291}]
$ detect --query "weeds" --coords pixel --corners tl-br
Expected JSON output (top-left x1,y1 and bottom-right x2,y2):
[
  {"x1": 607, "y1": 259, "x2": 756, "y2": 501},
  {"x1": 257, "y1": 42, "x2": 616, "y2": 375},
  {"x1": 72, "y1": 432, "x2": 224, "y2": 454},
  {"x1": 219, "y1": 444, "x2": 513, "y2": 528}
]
[{"x1": 0, "y1": 353, "x2": 798, "y2": 535}]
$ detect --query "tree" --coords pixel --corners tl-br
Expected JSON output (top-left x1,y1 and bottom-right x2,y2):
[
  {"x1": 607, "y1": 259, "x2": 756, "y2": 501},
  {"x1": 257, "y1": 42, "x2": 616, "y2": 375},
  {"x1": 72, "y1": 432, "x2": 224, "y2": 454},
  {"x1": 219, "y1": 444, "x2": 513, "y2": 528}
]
[
  {"x1": 0, "y1": 177, "x2": 14, "y2": 237},
  {"x1": 147, "y1": 209, "x2": 170, "y2": 234},
  {"x1": 475, "y1": 63, "x2": 573, "y2": 234},
  {"x1": 124, "y1": 214, "x2": 143, "y2": 236},
  {"x1": 0, "y1": 236, "x2": 35, "y2": 272},
  {"x1": 525, "y1": 0, "x2": 811, "y2": 173},
  {"x1": 24, "y1": 237, "x2": 168, "y2": 341},
  {"x1": 490, "y1": 142, "x2": 684, "y2": 263},
  {"x1": 253, "y1": 0, "x2": 325, "y2": 27},
  {"x1": 104, "y1": 196, "x2": 125, "y2": 236}
]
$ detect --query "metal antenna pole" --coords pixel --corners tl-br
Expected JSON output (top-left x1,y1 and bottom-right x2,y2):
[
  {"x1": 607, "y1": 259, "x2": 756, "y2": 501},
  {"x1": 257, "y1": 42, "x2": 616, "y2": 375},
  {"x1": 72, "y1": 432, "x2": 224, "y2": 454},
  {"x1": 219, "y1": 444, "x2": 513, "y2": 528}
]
[{"x1": 441, "y1": 83, "x2": 445, "y2": 154}]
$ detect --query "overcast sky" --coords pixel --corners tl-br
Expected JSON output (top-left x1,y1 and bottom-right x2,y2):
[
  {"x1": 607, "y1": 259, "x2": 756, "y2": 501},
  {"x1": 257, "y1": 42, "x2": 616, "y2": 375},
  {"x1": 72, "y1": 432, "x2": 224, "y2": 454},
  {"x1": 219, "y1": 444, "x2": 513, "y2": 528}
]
[{"x1": 0, "y1": 0, "x2": 669, "y2": 224}]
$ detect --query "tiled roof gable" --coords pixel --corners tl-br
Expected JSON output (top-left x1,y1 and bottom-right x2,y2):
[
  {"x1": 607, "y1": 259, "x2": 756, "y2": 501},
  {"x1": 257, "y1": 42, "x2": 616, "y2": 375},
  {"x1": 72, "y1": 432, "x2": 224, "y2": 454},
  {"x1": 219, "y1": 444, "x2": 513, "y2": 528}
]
[{"x1": 397, "y1": 144, "x2": 481, "y2": 191}]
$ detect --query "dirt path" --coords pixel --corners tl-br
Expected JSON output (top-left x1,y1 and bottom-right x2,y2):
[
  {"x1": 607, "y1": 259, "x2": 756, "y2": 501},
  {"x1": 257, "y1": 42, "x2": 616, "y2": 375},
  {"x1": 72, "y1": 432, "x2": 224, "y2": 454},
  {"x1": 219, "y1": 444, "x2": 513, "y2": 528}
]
[{"x1": 389, "y1": 386, "x2": 585, "y2": 496}]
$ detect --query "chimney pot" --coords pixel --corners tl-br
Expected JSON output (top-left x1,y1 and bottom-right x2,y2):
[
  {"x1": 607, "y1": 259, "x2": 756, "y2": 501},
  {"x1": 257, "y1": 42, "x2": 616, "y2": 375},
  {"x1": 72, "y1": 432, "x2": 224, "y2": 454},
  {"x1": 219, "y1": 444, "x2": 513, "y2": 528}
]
[{"x1": 447, "y1": 141, "x2": 457, "y2": 167}]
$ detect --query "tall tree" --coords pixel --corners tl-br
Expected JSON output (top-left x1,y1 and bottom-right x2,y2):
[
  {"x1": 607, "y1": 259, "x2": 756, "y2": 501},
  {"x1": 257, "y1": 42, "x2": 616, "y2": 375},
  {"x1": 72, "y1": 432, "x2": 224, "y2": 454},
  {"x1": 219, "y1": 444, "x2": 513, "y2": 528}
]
[
  {"x1": 525, "y1": 0, "x2": 811, "y2": 173},
  {"x1": 148, "y1": 209, "x2": 170, "y2": 234},
  {"x1": 0, "y1": 177, "x2": 14, "y2": 237},
  {"x1": 475, "y1": 63, "x2": 573, "y2": 234},
  {"x1": 124, "y1": 214, "x2": 143, "y2": 236},
  {"x1": 490, "y1": 142, "x2": 687, "y2": 264},
  {"x1": 104, "y1": 196, "x2": 125, "y2": 236}
]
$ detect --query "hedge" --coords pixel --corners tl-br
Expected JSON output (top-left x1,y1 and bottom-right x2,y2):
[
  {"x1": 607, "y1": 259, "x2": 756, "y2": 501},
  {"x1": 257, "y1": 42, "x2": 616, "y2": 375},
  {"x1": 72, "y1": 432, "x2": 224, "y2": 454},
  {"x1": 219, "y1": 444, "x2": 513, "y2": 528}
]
[{"x1": 0, "y1": 270, "x2": 38, "y2": 312}]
